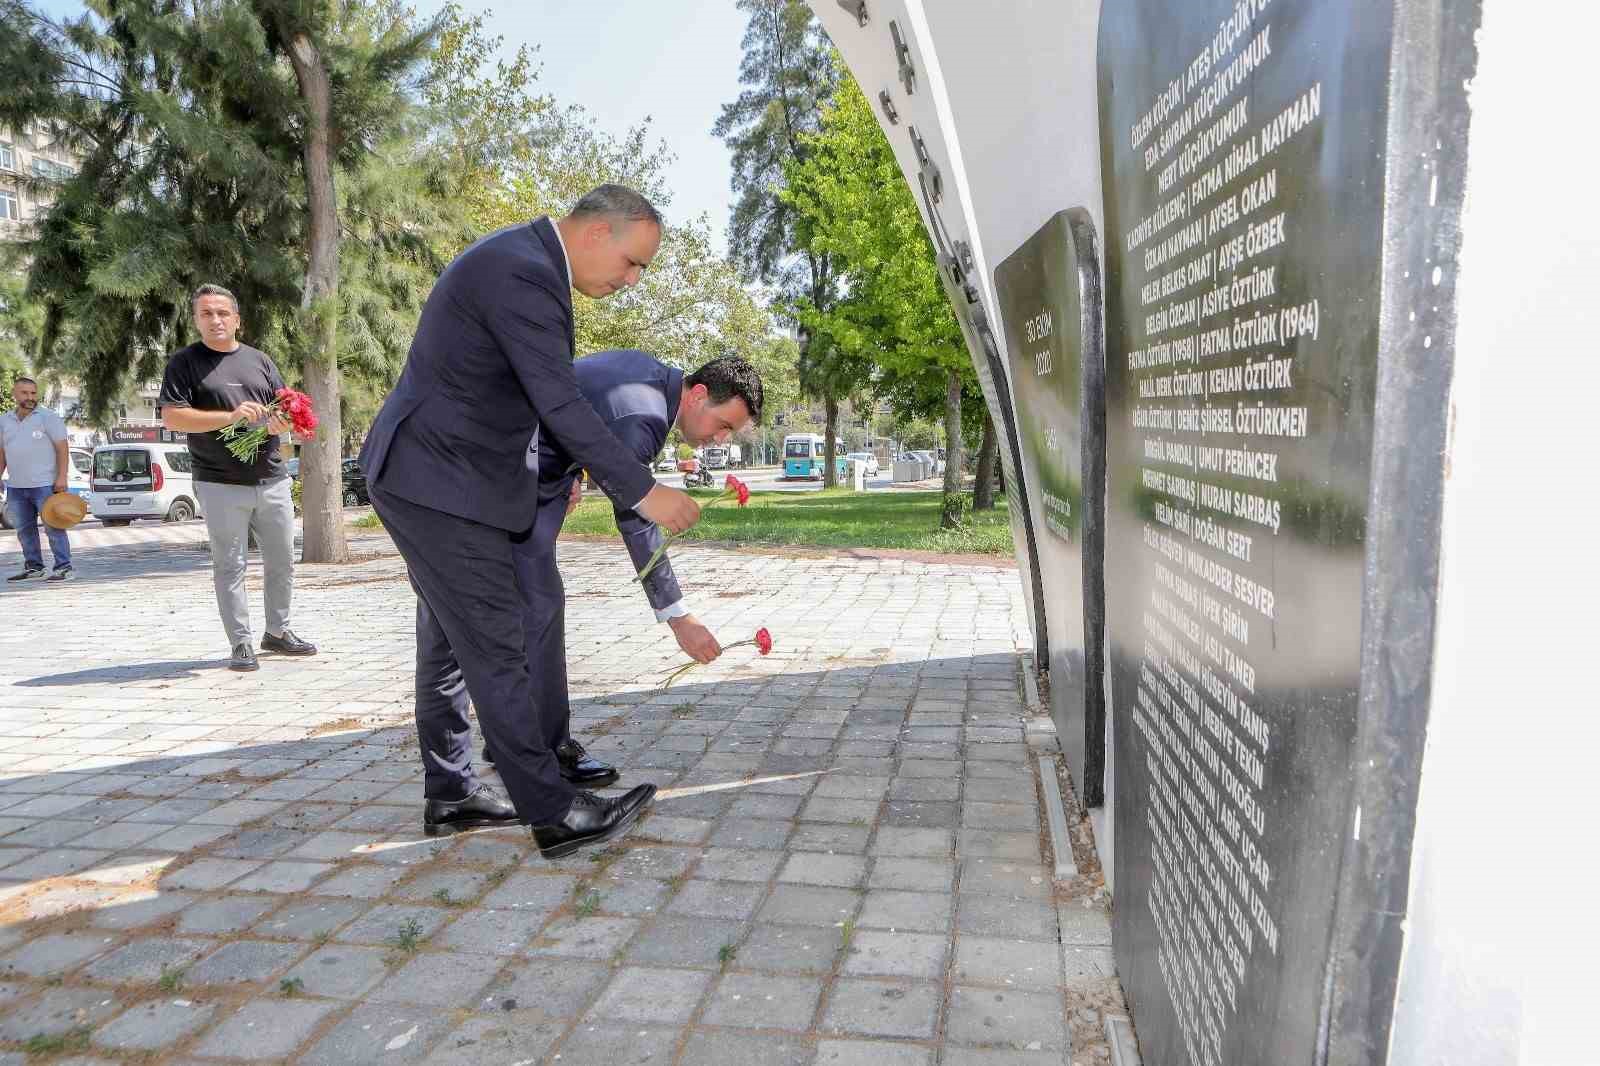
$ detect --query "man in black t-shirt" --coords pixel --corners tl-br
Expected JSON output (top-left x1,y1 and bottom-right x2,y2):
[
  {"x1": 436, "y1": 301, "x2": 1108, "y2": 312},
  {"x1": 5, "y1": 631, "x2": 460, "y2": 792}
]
[{"x1": 159, "y1": 284, "x2": 317, "y2": 671}]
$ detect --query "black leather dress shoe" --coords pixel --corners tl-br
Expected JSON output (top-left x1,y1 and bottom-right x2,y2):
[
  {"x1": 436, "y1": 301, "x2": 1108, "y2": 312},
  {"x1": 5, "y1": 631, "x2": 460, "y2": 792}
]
[
  {"x1": 229, "y1": 642, "x2": 259, "y2": 672},
  {"x1": 556, "y1": 738, "x2": 619, "y2": 787},
  {"x1": 423, "y1": 785, "x2": 519, "y2": 836},
  {"x1": 532, "y1": 784, "x2": 656, "y2": 859},
  {"x1": 481, "y1": 739, "x2": 620, "y2": 788},
  {"x1": 261, "y1": 629, "x2": 318, "y2": 656}
]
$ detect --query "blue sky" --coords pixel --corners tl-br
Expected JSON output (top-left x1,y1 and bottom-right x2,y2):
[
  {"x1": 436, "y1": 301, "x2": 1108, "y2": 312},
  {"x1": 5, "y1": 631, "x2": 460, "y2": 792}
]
[
  {"x1": 411, "y1": 0, "x2": 750, "y2": 251},
  {"x1": 36, "y1": 0, "x2": 751, "y2": 252}
]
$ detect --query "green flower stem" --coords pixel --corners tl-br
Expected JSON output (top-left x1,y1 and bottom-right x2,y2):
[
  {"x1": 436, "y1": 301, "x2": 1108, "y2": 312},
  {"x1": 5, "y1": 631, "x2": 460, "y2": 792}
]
[{"x1": 635, "y1": 485, "x2": 739, "y2": 583}]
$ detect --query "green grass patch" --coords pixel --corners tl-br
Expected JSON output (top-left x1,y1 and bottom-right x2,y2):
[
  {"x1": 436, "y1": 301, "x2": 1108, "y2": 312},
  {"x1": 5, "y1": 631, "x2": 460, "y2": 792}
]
[
  {"x1": 352, "y1": 511, "x2": 384, "y2": 530},
  {"x1": 564, "y1": 488, "x2": 1014, "y2": 555}
]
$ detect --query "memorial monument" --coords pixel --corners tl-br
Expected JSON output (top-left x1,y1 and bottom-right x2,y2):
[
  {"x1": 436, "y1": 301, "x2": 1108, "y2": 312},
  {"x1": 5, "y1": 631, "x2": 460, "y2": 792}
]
[{"x1": 814, "y1": 0, "x2": 1569, "y2": 1061}]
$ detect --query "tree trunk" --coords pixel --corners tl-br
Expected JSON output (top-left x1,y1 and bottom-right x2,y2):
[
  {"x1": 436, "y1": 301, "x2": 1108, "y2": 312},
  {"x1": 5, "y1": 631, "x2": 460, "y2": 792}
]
[
  {"x1": 822, "y1": 392, "x2": 839, "y2": 489},
  {"x1": 286, "y1": 31, "x2": 348, "y2": 564},
  {"x1": 940, "y1": 367, "x2": 965, "y2": 529},
  {"x1": 973, "y1": 413, "x2": 998, "y2": 511}
]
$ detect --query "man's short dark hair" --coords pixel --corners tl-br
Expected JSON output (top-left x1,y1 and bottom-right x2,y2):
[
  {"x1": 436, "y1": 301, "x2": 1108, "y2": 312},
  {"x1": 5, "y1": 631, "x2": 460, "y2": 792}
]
[
  {"x1": 13, "y1": 376, "x2": 36, "y2": 387},
  {"x1": 191, "y1": 283, "x2": 239, "y2": 312},
  {"x1": 568, "y1": 184, "x2": 663, "y2": 229},
  {"x1": 687, "y1": 356, "x2": 764, "y2": 425}
]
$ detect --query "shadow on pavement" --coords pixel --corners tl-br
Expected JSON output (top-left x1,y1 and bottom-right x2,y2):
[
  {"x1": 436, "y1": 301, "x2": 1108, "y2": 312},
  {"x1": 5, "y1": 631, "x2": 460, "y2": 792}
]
[
  {"x1": 16, "y1": 660, "x2": 226, "y2": 687},
  {"x1": 0, "y1": 654, "x2": 1087, "y2": 1062}
]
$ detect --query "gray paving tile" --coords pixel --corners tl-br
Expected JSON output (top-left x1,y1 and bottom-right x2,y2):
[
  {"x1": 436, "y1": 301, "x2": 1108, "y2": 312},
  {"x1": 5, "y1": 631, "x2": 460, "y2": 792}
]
[
  {"x1": 82, "y1": 937, "x2": 211, "y2": 983},
  {"x1": 278, "y1": 944, "x2": 390, "y2": 998},
  {"x1": 493, "y1": 956, "x2": 611, "y2": 1017},
  {"x1": 954, "y1": 937, "x2": 1060, "y2": 989},
  {"x1": 858, "y1": 890, "x2": 953, "y2": 932},
  {"x1": 529, "y1": 915, "x2": 642, "y2": 960},
  {"x1": 817, "y1": 1038, "x2": 932, "y2": 1066},
  {"x1": 778, "y1": 852, "x2": 868, "y2": 887},
  {"x1": 680, "y1": 1030, "x2": 813, "y2": 1066},
  {"x1": 91, "y1": 999, "x2": 215, "y2": 1051},
  {"x1": 823, "y1": 978, "x2": 941, "y2": 1039},
  {"x1": 252, "y1": 897, "x2": 369, "y2": 940},
  {"x1": 549, "y1": 1022, "x2": 680, "y2": 1066},
  {"x1": 697, "y1": 847, "x2": 786, "y2": 882},
  {"x1": 841, "y1": 929, "x2": 948, "y2": 979},
  {"x1": 667, "y1": 878, "x2": 767, "y2": 920},
  {"x1": 0, "y1": 932, "x2": 114, "y2": 977},
  {"x1": 735, "y1": 922, "x2": 840, "y2": 974},
  {"x1": 587, "y1": 965, "x2": 712, "y2": 1023},
  {"x1": 297, "y1": 1002, "x2": 454, "y2": 1064},
  {"x1": 956, "y1": 895, "x2": 1058, "y2": 941},
  {"x1": 702, "y1": 972, "x2": 823, "y2": 1030},
  {"x1": 186, "y1": 939, "x2": 305, "y2": 986},
  {"x1": 872, "y1": 828, "x2": 953, "y2": 858},
  {"x1": 622, "y1": 915, "x2": 742, "y2": 967},
  {"x1": 177, "y1": 894, "x2": 281, "y2": 935},
  {"x1": 192, "y1": 998, "x2": 338, "y2": 1060},
  {"x1": 789, "y1": 823, "x2": 872, "y2": 853},
  {"x1": 478, "y1": 870, "x2": 577, "y2": 912},
  {"x1": 0, "y1": 986, "x2": 126, "y2": 1041},
  {"x1": 759, "y1": 884, "x2": 861, "y2": 927},
  {"x1": 370, "y1": 951, "x2": 500, "y2": 1007},
  {"x1": 420, "y1": 1012, "x2": 564, "y2": 1064},
  {"x1": 944, "y1": 986, "x2": 1068, "y2": 1050}
]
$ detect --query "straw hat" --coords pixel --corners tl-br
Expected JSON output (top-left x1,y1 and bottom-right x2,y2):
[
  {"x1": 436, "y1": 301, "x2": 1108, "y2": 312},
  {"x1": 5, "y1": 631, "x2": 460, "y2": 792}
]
[{"x1": 41, "y1": 492, "x2": 88, "y2": 530}]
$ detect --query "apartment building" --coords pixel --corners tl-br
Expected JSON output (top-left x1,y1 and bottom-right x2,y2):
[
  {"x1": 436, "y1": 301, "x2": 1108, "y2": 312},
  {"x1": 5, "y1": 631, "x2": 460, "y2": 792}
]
[{"x1": 0, "y1": 123, "x2": 80, "y2": 232}]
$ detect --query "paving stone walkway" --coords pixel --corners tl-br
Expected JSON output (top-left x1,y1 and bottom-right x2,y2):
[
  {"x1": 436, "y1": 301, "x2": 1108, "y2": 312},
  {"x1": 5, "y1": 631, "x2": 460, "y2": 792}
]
[{"x1": 0, "y1": 533, "x2": 1122, "y2": 1065}]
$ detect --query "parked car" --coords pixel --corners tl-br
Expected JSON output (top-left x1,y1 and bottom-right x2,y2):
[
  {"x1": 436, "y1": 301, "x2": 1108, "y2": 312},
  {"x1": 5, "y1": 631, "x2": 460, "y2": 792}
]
[
  {"x1": 0, "y1": 448, "x2": 94, "y2": 529},
  {"x1": 340, "y1": 459, "x2": 369, "y2": 506},
  {"x1": 286, "y1": 457, "x2": 299, "y2": 478},
  {"x1": 845, "y1": 451, "x2": 880, "y2": 477},
  {"x1": 88, "y1": 442, "x2": 201, "y2": 525},
  {"x1": 656, "y1": 454, "x2": 678, "y2": 471}
]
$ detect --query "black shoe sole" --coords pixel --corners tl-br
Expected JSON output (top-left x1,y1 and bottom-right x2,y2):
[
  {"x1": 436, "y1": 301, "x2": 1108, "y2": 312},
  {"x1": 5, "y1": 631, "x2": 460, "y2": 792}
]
[
  {"x1": 422, "y1": 815, "x2": 521, "y2": 837},
  {"x1": 535, "y1": 786, "x2": 656, "y2": 860},
  {"x1": 230, "y1": 660, "x2": 259, "y2": 672},
  {"x1": 561, "y1": 769, "x2": 620, "y2": 788},
  {"x1": 260, "y1": 644, "x2": 318, "y2": 656}
]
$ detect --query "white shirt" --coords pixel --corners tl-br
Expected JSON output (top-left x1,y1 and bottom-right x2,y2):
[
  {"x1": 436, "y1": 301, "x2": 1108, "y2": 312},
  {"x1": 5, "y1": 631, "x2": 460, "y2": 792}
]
[{"x1": 0, "y1": 407, "x2": 68, "y2": 489}]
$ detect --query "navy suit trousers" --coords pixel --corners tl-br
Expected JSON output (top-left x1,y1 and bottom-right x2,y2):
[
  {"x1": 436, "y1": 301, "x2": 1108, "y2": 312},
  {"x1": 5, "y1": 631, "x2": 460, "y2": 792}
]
[
  {"x1": 511, "y1": 493, "x2": 573, "y2": 751},
  {"x1": 370, "y1": 484, "x2": 575, "y2": 824}
]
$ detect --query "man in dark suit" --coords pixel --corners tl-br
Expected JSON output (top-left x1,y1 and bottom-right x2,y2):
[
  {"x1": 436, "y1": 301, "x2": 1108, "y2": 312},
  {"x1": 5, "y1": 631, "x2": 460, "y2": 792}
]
[
  {"x1": 475, "y1": 351, "x2": 763, "y2": 781},
  {"x1": 361, "y1": 185, "x2": 702, "y2": 859}
]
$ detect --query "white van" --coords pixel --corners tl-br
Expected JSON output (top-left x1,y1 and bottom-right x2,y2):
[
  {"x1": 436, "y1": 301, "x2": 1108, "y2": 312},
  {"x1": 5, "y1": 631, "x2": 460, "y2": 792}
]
[{"x1": 89, "y1": 443, "x2": 203, "y2": 525}]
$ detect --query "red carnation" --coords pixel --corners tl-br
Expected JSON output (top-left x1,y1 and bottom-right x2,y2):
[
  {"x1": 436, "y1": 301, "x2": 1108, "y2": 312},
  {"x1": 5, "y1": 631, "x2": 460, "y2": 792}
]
[
  {"x1": 725, "y1": 474, "x2": 750, "y2": 507},
  {"x1": 660, "y1": 625, "x2": 776, "y2": 688},
  {"x1": 221, "y1": 387, "x2": 319, "y2": 462}
]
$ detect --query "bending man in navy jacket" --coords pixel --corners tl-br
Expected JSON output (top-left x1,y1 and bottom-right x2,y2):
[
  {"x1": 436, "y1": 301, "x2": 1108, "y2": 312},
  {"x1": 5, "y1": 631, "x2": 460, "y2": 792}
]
[
  {"x1": 361, "y1": 186, "x2": 703, "y2": 859},
  {"x1": 475, "y1": 352, "x2": 763, "y2": 779}
]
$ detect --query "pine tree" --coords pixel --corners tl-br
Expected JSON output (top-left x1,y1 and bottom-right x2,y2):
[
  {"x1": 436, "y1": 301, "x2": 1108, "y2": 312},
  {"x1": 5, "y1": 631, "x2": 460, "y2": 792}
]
[
  {"x1": 715, "y1": 0, "x2": 856, "y2": 485},
  {"x1": 1, "y1": 0, "x2": 439, "y2": 562}
]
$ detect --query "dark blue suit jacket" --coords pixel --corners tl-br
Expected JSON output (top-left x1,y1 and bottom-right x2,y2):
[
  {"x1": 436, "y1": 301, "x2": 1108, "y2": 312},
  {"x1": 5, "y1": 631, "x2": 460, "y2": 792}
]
[
  {"x1": 533, "y1": 350, "x2": 684, "y2": 612},
  {"x1": 359, "y1": 218, "x2": 656, "y2": 532}
]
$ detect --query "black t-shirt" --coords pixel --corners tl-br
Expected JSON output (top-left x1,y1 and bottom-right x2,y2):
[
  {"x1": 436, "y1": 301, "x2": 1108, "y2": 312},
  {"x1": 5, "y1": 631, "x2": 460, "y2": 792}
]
[{"x1": 158, "y1": 341, "x2": 289, "y2": 485}]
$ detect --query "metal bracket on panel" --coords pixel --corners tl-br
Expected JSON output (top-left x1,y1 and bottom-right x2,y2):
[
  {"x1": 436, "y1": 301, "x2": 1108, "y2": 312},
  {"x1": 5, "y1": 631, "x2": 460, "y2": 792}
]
[
  {"x1": 836, "y1": 0, "x2": 868, "y2": 26},
  {"x1": 878, "y1": 90, "x2": 899, "y2": 125},
  {"x1": 909, "y1": 125, "x2": 941, "y2": 203},
  {"x1": 954, "y1": 238, "x2": 975, "y2": 274},
  {"x1": 889, "y1": 19, "x2": 916, "y2": 94}
]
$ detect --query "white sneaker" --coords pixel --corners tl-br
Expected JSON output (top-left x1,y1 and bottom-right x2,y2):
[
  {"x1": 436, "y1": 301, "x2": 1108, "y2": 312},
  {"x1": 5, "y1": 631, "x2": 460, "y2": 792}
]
[{"x1": 46, "y1": 566, "x2": 75, "y2": 582}]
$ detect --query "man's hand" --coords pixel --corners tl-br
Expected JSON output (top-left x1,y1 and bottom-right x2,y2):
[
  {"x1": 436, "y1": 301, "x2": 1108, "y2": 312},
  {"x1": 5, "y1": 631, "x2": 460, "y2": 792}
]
[
  {"x1": 668, "y1": 614, "x2": 722, "y2": 664},
  {"x1": 637, "y1": 484, "x2": 701, "y2": 534},
  {"x1": 231, "y1": 401, "x2": 269, "y2": 425},
  {"x1": 266, "y1": 413, "x2": 291, "y2": 436},
  {"x1": 567, "y1": 478, "x2": 583, "y2": 515},
  {"x1": 52, "y1": 475, "x2": 67, "y2": 494}
]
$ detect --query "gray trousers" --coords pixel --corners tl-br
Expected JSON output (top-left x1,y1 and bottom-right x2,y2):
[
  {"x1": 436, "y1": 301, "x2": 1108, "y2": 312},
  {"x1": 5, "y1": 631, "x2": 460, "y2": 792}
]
[{"x1": 195, "y1": 478, "x2": 295, "y2": 647}]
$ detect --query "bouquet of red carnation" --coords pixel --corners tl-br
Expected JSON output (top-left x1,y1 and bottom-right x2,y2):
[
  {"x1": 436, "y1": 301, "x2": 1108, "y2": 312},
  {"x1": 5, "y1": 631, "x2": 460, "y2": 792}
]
[
  {"x1": 635, "y1": 472, "x2": 751, "y2": 583},
  {"x1": 661, "y1": 627, "x2": 773, "y2": 689},
  {"x1": 219, "y1": 387, "x2": 318, "y2": 463}
]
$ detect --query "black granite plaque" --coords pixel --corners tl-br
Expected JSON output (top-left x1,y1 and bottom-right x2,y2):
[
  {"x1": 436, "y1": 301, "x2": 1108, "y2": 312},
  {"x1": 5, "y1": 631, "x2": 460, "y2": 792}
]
[
  {"x1": 1099, "y1": 1, "x2": 1395, "y2": 1062},
  {"x1": 995, "y1": 210, "x2": 1106, "y2": 805}
]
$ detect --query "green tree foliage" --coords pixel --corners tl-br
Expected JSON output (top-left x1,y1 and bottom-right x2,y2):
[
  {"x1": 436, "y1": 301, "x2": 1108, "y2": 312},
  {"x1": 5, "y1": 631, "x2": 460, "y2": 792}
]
[
  {"x1": 783, "y1": 72, "x2": 976, "y2": 525},
  {"x1": 716, "y1": 0, "x2": 857, "y2": 483}
]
